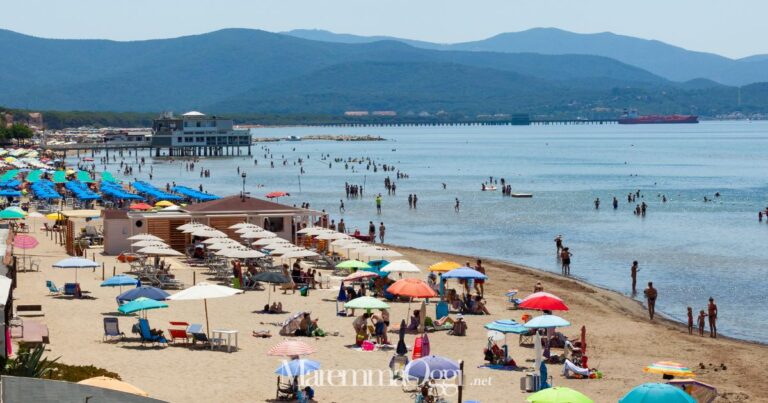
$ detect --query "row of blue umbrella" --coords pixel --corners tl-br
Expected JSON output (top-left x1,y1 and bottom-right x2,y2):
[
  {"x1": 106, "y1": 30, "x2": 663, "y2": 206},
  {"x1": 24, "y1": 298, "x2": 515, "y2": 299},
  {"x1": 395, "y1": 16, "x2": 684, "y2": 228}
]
[
  {"x1": 132, "y1": 181, "x2": 183, "y2": 201},
  {"x1": 171, "y1": 186, "x2": 220, "y2": 202},
  {"x1": 30, "y1": 180, "x2": 62, "y2": 200},
  {"x1": 100, "y1": 181, "x2": 144, "y2": 201},
  {"x1": 65, "y1": 180, "x2": 100, "y2": 201}
]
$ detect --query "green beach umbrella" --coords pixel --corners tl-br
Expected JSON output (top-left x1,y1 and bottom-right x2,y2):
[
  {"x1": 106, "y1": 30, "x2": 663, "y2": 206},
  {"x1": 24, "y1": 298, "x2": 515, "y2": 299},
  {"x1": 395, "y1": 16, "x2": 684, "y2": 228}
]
[
  {"x1": 527, "y1": 386, "x2": 594, "y2": 403},
  {"x1": 344, "y1": 296, "x2": 390, "y2": 311},
  {"x1": 336, "y1": 260, "x2": 372, "y2": 270},
  {"x1": 118, "y1": 297, "x2": 168, "y2": 317},
  {"x1": 0, "y1": 209, "x2": 25, "y2": 219}
]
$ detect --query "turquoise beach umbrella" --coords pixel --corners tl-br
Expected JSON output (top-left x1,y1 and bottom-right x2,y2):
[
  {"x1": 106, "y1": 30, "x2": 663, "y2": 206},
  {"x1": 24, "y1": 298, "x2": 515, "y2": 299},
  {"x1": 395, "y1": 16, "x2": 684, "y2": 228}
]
[
  {"x1": 118, "y1": 297, "x2": 168, "y2": 316},
  {"x1": 0, "y1": 209, "x2": 25, "y2": 219},
  {"x1": 620, "y1": 383, "x2": 696, "y2": 403}
]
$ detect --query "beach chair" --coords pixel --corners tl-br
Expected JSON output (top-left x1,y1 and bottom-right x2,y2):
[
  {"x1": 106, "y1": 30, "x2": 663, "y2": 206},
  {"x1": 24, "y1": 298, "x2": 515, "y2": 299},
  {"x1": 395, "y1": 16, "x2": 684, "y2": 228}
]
[
  {"x1": 168, "y1": 321, "x2": 190, "y2": 344},
  {"x1": 187, "y1": 323, "x2": 223, "y2": 349},
  {"x1": 138, "y1": 318, "x2": 168, "y2": 346},
  {"x1": 46, "y1": 280, "x2": 62, "y2": 295},
  {"x1": 103, "y1": 317, "x2": 125, "y2": 342},
  {"x1": 276, "y1": 377, "x2": 298, "y2": 401}
]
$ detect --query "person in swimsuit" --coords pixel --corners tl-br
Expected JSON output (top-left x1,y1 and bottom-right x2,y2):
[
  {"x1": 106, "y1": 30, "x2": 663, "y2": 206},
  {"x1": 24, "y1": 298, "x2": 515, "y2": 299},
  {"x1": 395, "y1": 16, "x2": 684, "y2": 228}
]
[
  {"x1": 644, "y1": 282, "x2": 657, "y2": 320},
  {"x1": 474, "y1": 259, "x2": 485, "y2": 296},
  {"x1": 630, "y1": 261, "x2": 640, "y2": 295},
  {"x1": 560, "y1": 248, "x2": 572, "y2": 276},
  {"x1": 708, "y1": 297, "x2": 718, "y2": 338}
]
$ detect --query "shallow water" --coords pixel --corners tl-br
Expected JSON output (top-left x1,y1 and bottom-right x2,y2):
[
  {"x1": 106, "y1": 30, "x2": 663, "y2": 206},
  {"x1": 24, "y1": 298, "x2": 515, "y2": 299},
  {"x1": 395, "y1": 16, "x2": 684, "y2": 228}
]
[{"x1": 91, "y1": 121, "x2": 768, "y2": 342}]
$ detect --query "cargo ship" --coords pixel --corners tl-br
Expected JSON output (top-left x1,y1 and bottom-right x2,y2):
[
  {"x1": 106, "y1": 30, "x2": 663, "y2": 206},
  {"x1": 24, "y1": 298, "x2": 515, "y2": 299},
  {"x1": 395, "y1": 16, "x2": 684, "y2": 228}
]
[{"x1": 618, "y1": 110, "x2": 698, "y2": 124}]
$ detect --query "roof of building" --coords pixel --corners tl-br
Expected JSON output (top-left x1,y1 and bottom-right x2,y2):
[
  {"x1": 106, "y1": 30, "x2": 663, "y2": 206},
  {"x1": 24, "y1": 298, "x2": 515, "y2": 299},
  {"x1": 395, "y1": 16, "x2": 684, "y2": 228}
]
[
  {"x1": 183, "y1": 195, "x2": 304, "y2": 214},
  {"x1": 1, "y1": 376, "x2": 167, "y2": 403}
]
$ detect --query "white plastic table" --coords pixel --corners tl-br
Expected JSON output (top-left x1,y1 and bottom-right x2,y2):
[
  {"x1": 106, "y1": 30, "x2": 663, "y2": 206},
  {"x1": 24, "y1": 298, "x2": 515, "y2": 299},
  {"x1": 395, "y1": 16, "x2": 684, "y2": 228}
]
[{"x1": 212, "y1": 329, "x2": 239, "y2": 352}]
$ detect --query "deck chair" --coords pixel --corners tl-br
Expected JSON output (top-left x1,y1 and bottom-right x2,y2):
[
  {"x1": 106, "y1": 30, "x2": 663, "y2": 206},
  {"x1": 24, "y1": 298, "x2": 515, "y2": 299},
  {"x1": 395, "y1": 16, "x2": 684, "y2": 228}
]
[
  {"x1": 187, "y1": 323, "x2": 223, "y2": 349},
  {"x1": 168, "y1": 321, "x2": 190, "y2": 344},
  {"x1": 138, "y1": 318, "x2": 168, "y2": 346},
  {"x1": 276, "y1": 377, "x2": 298, "y2": 401},
  {"x1": 46, "y1": 280, "x2": 62, "y2": 295},
  {"x1": 103, "y1": 317, "x2": 125, "y2": 342}
]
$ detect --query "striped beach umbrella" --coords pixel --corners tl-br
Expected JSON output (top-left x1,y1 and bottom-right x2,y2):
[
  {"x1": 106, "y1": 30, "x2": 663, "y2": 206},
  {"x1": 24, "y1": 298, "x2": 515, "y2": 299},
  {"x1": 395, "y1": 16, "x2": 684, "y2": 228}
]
[
  {"x1": 268, "y1": 339, "x2": 317, "y2": 357},
  {"x1": 643, "y1": 361, "x2": 695, "y2": 377}
]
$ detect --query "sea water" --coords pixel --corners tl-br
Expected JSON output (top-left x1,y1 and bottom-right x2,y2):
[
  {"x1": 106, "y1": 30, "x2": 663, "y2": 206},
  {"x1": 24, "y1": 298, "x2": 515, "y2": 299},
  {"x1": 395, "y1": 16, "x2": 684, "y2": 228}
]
[{"x1": 98, "y1": 121, "x2": 768, "y2": 342}]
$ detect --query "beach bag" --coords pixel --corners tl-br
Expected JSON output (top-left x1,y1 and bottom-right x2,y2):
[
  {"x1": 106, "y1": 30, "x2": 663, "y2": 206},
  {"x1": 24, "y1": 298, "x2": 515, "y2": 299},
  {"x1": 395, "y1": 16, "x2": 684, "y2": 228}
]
[
  {"x1": 412, "y1": 336, "x2": 424, "y2": 359},
  {"x1": 362, "y1": 340, "x2": 375, "y2": 351}
]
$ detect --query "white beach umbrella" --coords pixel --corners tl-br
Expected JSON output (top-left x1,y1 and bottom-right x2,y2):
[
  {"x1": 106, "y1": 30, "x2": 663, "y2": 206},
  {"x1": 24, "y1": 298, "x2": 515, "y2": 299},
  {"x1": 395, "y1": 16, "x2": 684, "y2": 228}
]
[
  {"x1": 131, "y1": 240, "x2": 170, "y2": 248},
  {"x1": 235, "y1": 225, "x2": 262, "y2": 234},
  {"x1": 268, "y1": 247, "x2": 305, "y2": 256},
  {"x1": 191, "y1": 228, "x2": 227, "y2": 238},
  {"x1": 315, "y1": 232, "x2": 350, "y2": 241},
  {"x1": 282, "y1": 249, "x2": 319, "y2": 259},
  {"x1": 137, "y1": 246, "x2": 184, "y2": 256},
  {"x1": 208, "y1": 241, "x2": 242, "y2": 250},
  {"x1": 229, "y1": 222, "x2": 256, "y2": 230},
  {"x1": 27, "y1": 212, "x2": 45, "y2": 218},
  {"x1": 220, "y1": 249, "x2": 266, "y2": 259},
  {"x1": 202, "y1": 237, "x2": 235, "y2": 245},
  {"x1": 167, "y1": 282, "x2": 243, "y2": 336},
  {"x1": 183, "y1": 224, "x2": 211, "y2": 234},
  {"x1": 381, "y1": 260, "x2": 421, "y2": 274},
  {"x1": 331, "y1": 238, "x2": 364, "y2": 247},
  {"x1": 127, "y1": 233, "x2": 163, "y2": 241},
  {"x1": 260, "y1": 241, "x2": 294, "y2": 250},
  {"x1": 296, "y1": 226, "x2": 325, "y2": 235},
  {"x1": 239, "y1": 230, "x2": 276, "y2": 239},
  {"x1": 176, "y1": 222, "x2": 203, "y2": 231},
  {"x1": 359, "y1": 248, "x2": 403, "y2": 259},
  {"x1": 251, "y1": 236, "x2": 282, "y2": 246},
  {"x1": 53, "y1": 257, "x2": 99, "y2": 282}
]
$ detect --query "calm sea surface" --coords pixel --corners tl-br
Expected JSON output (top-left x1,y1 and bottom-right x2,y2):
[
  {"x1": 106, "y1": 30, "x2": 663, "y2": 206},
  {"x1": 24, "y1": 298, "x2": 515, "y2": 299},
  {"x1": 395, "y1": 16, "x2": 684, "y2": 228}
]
[{"x1": 95, "y1": 121, "x2": 768, "y2": 342}]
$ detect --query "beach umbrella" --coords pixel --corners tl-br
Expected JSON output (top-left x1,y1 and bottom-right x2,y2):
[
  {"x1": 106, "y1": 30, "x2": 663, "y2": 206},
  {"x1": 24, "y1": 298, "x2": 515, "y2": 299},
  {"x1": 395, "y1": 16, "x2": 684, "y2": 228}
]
[
  {"x1": 155, "y1": 200, "x2": 175, "y2": 207},
  {"x1": 667, "y1": 380, "x2": 717, "y2": 403},
  {"x1": 268, "y1": 339, "x2": 317, "y2": 357},
  {"x1": 182, "y1": 224, "x2": 211, "y2": 234},
  {"x1": 281, "y1": 249, "x2": 319, "y2": 259},
  {"x1": 344, "y1": 296, "x2": 390, "y2": 311},
  {"x1": 0, "y1": 190, "x2": 21, "y2": 197},
  {"x1": 53, "y1": 257, "x2": 99, "y2": 282},
  {"x1": 381, "y1": 260, "x2": 421, "y2": 274},
  {"x1": 208, "y1": 241, "x2": 243, "y2": 250},
  {"x1": 127, "y1": 233, "x2": 162, "y2": 241},
  {"x1": 523, "y1": 315, "x2": 571, "y2": 329},
  {"x1": 239, "y1": 230, "x2": 276, "y2": 239},
  {"x1": 251, "y1": 237, "x2": 283, "y2": 246},
  {"x1": 330, "y1": 238, "x2": 362, "y2": 247},
  {"x1": 176, "y1": 222, "x2": 203, "y2": 231},
  {"x1": 265, "y1": 191, "x2": 289, "y2": 199},
  {"x1": 644, "y1": 361, "x2": 695, "y2": 378},
  {"x1": 421, "y1": 332, "x2": 431, "y2": 356},
  {"x1": 620, "y1": 383, "x2": 696, "y2": 403},
  {"x1": 404, "y1": 355, "x2": 460, "y2": 381},
  {"x1": 116, "y1": 286, "x2": 170, "y2": 303},
  {"x1": 343, "y1": 270, "x2": 379, "y2": 283},
  {"x1": 253, "y1": 271, "x2": 289, "y2": 304},
  {"x1": 137, "y1": 246, "x2": 183, "y2": 256},
  {"x1": 13, "y1": 234, "x2": 38, "y2": 269},
  {"x1": 191, "y1": 227, "x2": 227, "y2": 238},
  {"x1": 336, "y1": 260, "x2": 371, "y2": 270},
  {"x1": 274, "y1": 359, "x2": 320, "y2": 377},
  {"x1": 315, "y1": 232, "x2": 349, "y2": 241},
  {"x1": 130, "y1": 240, "x2": 169, "y2": 248},
  {"x1": 27, "y1": 212, "x2": 44, "y2": 218},
  {"x1": 428, "y1": 261, "x2": 461, "y2": 273},
  {"x1": 101, "y1": 275, "x2": 139, "y2": 288},
  {"x1": 129, "y1": 203, "x2": 153, "y2": 210},
  {"x1": 527, "y1": 386, "x2": 593, "y2": 403},
  {"x1": 518, "y1": 292, "x2": 570, "y2": 311},
  {"x1": 78, "y1": 376, "x2": 149, "y2": 397},
  {"x1": 218, "y1": 248, "x2": 265, "y2": 259},
  {"x1": 387, "y1": 278, "x2": 437, "y2": 299},
  {"x1": 202, "y1": 237, "x2": 236, "y2": 245},
  {"x1": 46, "y1": 212, "x2": 65, "y2": 220},
  {"x1": 268, "y1": 246, "x2": 305, "y2": 255},
  {"x1": 118, "y1": 297, "x2": 168, "y2": 317},
  {"x1": 167, "y1": 282, "x2": 243, "y2": 336},
  {"x1": 396, "y1": 319, "x2": 408, "y2": 355},
  {"x1": 485, "y1": 319, "x2": 529, "y2": 351},
  {"x1": 296, "y1": 226, "x2": 330, "y2": 235},
  {"x1": 441, "y1": 267, "x2": 488, "y2": 280},
  {"x1": 5, "y1": 206, "x2": 26, "y2": 216},
  {"x1": 229, "y1": 222, "x2": 257, "y2": 230},
  {"x1": 0, "y1": 209, "x2": 25, "y2": 219}
]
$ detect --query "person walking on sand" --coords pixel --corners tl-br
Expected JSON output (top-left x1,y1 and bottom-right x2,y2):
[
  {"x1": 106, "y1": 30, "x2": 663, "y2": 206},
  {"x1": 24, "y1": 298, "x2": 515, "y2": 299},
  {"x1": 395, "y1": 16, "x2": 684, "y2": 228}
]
[
  {"x1": 376, "y1": 194, "x2": 382, "y2": 214},
  {"x1": 630, "y1": 260, "x2": 640, "y2": 295},
  {"x1": 644, "y1": 282, "x2": 657, "y2": 320},
  {"x1": 560, "y1": 247, "x2": 572, "y2": 276},
  {"x1": 379, "y1": 222, "x2": 386, "y2": 244},
  {"x1": 455, "y1": 198, "x2": 460, "y2": 212},
  {"x1": 687, "y1": 307, "x2": 694, "y2": 335},
  {"x1": 708, "y1": 297, "x2": 718, "y2": 338}
]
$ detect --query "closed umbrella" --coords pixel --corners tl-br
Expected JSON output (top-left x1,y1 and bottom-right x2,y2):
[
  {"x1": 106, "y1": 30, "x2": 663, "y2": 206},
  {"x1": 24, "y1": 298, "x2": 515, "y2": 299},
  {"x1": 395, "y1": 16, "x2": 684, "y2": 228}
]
[
  {"x1": 527, "y1": 386, "x2": 593, "y2": 403},
  {"x1": 396, "y1": 319, "x2": 408, "y2": 355},
  {"x1": 519, "y1": 292, "x2": 570, "y2": 311},
  {"x1": 274, "y1": 358, "x2": 320, "y2": 376},
  {"x1": 268, "y1": 339, "x2": 317, "y2": 357},
  {"x1": 253, "y1": 271, "x2": 289, "y2": 304},
  {"x1": 116, "y1": 286, "x2": 170, "y2": 303},
  {"x1": 620, "y1": 383, "x2": 696, "y2": 403},
  {"x1": 167, "y1": 282, "x2": 243, "y2": 336},
  {"x1": 53, "y1": 256, "x2": 98, "y2": 282}
]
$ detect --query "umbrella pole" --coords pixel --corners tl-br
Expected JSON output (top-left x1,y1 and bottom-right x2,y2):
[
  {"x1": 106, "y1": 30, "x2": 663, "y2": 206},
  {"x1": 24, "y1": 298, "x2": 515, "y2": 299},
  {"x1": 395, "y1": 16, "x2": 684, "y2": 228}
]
[{"x1": 204, "y1": 299, "x2": 210, "y2": 338}]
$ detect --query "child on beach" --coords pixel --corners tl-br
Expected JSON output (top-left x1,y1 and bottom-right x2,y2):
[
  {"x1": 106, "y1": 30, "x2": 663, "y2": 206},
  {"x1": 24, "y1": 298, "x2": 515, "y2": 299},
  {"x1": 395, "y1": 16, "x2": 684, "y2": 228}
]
[
  {"x1": 698, "y1": 310, "x2": 707, "y2": 336},
  {"x1": 687, "y1": 307, "x2": 693, "y2": 335}
]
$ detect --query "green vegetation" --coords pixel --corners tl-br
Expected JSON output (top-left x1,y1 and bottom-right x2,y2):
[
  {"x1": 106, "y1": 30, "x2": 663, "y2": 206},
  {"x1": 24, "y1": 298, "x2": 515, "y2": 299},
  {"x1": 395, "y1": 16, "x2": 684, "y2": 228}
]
[{"x1": 0, "y1": 343, "x2": 120, "y2": 382}]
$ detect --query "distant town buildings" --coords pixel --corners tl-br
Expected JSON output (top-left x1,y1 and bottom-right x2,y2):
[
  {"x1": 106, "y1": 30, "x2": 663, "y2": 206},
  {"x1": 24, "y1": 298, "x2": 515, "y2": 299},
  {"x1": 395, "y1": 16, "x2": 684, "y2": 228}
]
[
  {"x1": 344, "y1": 111, "x2": 369, "y2": 117},
  {"x1": 344, "y1": 111, "x2": 397, "y2": 117}
]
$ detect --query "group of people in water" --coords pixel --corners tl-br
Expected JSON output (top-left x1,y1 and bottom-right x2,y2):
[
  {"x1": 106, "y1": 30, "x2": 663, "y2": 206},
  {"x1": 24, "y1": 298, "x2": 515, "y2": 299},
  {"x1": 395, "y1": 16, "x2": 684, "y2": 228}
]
[{"x1": 554, "y1": 235, "x2": 572, "y2": 276}]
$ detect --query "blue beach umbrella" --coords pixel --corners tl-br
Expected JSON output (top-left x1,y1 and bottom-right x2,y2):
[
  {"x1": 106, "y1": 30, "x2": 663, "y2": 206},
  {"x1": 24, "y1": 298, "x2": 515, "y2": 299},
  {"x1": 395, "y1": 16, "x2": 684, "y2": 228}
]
[
  {"x1": 441, "y1": 267, "x2": 488, "y2": 280},
  {"x1": 404, "y1": 355, "x2": 460, "y2": 381},
  {"x1": 101, "y1": 275, "x2": 139, "y2": 288},
  {"x1": 275, "y1": 359, "x2": 321, "y2": 376},
  {"x1": 523, "y1": 315, "x2": 571, "y2": 329},
  {"x1": 117, "y1": 297, "x2": 168, "y2": 316},
  {"x1": 117, "y1": 286, "x2": 170, "y2": 303},
  {"x1": 53, "y1": 257, "x2": 99, "y2": 282},
  {"x1": 484, "y1": 319, "x2": 529, "y2": 334},
  {"x1": 619, "y1": 383, "x2": 696, "y2": 403},
  {"x1": 364, "y1": 260, "x2": 391, "y2": 277}
]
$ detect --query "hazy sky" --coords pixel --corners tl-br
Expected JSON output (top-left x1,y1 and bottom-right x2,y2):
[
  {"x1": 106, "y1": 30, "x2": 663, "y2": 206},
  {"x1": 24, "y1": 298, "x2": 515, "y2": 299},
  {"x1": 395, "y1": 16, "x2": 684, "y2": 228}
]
[{"x1": 1, "y1": 0, "x2": 764, "y2": 58}]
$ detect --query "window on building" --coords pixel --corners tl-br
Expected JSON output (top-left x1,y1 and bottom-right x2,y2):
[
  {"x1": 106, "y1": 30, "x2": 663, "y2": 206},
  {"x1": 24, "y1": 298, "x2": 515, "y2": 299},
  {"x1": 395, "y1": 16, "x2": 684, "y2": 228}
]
[{"x1": 262, "y1": 217, "x2": 284, "y2": 232}]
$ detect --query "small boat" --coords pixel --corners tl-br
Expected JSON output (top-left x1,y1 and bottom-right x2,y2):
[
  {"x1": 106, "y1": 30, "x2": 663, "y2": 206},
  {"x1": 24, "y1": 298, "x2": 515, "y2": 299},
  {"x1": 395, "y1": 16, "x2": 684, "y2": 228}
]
[{"x1": 511, "y1": 193, "x2": 533, "y2": 198}]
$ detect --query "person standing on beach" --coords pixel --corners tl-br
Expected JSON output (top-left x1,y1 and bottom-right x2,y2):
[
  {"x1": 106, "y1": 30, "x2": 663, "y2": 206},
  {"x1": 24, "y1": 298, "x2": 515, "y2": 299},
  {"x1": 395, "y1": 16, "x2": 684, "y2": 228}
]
[
  {"x1": 698, "y1": 310, "x2": 707, "y2": 336},
  {"x1": 560, "y1": 247, "x2": 572, "y2": 276},
  {"x1": 379, "y1": 222, "x2": 386, "y2": 244},
  {"x1": 630, "y1": 261, "x2": 640, "y2": 295},
  {"x1": 376, "y1": 194, "x2": 382, "y2": 214},
  {"x1": 474, "y1": 259, "x2": 485, "y2": 296},
  {"x1": 644, "y1": 282, "x2": 657, "y2": 320},
  {"x1": 687, "y1": 307, "x2": 694, "y2": 335},
  {"x1": 338, "y1": 219, "x2": 346, "y2": 234},
  {"x1": 759, "y1": 211, "x2": 763, "y2": 222},
  {"x1": 408, "y1": 194, "x2": 413, "y2": 209},
  {"x1": 708, "y1": 297, "x2": 718, "y2": 338}
]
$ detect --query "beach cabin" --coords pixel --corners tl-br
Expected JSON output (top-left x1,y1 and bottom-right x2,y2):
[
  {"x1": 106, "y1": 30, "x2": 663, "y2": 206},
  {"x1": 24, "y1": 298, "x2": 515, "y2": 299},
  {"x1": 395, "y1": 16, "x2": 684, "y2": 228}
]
[{"x1": 102, "y1": 195, "x2": 321, "y2": 255}]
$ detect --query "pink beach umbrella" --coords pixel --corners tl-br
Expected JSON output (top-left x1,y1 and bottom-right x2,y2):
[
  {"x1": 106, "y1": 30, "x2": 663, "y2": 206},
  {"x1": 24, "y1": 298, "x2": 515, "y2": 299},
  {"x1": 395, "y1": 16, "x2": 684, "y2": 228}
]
[
  {"x1": 13, "y1": 234, "x2": 38, "y2": 270},
  {"x1": 268, "y1": 339, "x2": 317, "y2": 357}
]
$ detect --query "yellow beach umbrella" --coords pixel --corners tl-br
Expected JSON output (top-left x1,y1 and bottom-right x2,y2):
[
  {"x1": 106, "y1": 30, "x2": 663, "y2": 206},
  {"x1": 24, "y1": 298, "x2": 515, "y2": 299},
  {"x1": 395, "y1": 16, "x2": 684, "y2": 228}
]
[
  {"x1": 155, "y1": 200, "x2": 175, "y2": 207},
  {"x1": 46, "y1": 212, "x2": 65, "y2": 220},
  {"x1": 4, "y1": 157, "x2": 15, "y2": 163},
  {"x1": 77, "y1": 376, "x2": 149, "y2": 397},
  {"x1": 429, "y1": 261, "x2": 462, "y2": 273}
]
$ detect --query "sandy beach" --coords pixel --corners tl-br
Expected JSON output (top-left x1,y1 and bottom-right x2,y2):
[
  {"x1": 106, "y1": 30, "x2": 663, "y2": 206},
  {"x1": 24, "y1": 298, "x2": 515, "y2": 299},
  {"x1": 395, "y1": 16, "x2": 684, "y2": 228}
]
[{"x1": 11, "y1": 230, "x2": 764, "y2": 402}]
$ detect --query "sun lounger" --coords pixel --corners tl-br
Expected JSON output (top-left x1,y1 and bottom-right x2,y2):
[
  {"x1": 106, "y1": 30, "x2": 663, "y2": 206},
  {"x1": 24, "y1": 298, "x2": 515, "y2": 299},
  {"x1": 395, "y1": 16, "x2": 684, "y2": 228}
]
[
  {"x1": 103, "y1": 317, "x2": 125, "y2": 342},
  {"x1": 46, "y1": 281, "x2": 62, "y2": 295},
  {"x1": 168, "y1": 321, "x2": 190, "y2": 344},
  {"x1": 138, "y1": 318, "x2": 168, "y2": 346},
  {"x1": 187, "y1": 323, "x2": 223, "y2": 349}
]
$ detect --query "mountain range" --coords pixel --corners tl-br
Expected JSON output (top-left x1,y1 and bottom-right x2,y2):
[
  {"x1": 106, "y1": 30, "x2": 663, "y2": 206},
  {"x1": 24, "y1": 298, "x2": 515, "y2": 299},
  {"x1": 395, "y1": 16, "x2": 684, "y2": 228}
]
[
  {"x1": 0, "y1": 27, "x2": 766, "y2": 117},
  {"x1": 285, "y1": 28, "x2": 768, "y2": 86}
]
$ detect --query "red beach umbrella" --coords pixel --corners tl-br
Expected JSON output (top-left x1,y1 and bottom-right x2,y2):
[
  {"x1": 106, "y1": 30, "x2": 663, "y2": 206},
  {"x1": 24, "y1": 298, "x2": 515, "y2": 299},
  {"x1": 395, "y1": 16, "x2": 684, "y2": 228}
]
[
  {"x1": 129, "y1": 203, "x2": 153, "y2": 210},
  {"x1": 518, "y1": 291, "x2": 569, "y2": 311},
  {"x1": 265, "y1": 191, "x2": 289, "y2": 199},
  {"x1": 13, "y1": 234, "x2": 39, "y2": 249}
]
